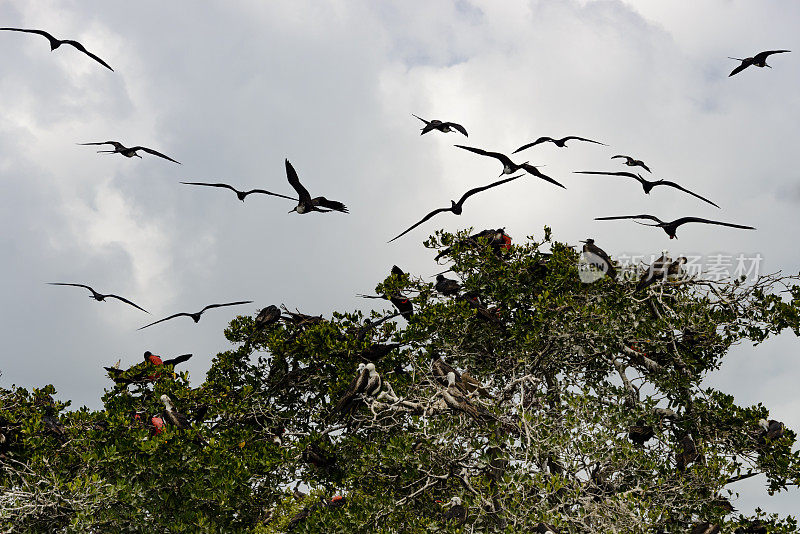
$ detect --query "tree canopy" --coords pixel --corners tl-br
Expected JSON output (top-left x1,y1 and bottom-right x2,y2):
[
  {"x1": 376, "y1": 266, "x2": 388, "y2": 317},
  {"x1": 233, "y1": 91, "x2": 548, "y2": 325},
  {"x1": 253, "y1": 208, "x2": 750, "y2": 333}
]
[{"x1": 1, "y1": 228, "x2": 799, "y2": 533}]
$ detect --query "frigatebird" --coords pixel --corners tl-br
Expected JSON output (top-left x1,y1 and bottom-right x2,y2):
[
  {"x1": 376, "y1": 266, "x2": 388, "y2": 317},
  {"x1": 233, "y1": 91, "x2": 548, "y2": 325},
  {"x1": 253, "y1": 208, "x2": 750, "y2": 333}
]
[
  {"x1": 611, "y1": 155, "x2": 651, "y2": 173},
  {"x1": 48, "y1": 282, "x2": 149, "y2": 313},
  {"x1": 758, "y1": 418, "x2": 785, "y2": 442},
  {"x1": 388, "y1": 175, "x2": 523, "y2": 242},
  {"x1": 676, "y1": 434, "x2": 701, "y2": 471},
  {"x1": 580, "y1": 239, "x2": 616, "y2": 280},
  {"x1": 79, "y1": 141, "x2": 180, "y2": 163},
  {"x1": 358, "y1": 266, "x2": 415, "y2": 318},
  {"x1": 181, "y1": 182, "x2": 296, "y2": 202},
  {"x1": 594, "y1": 214, "x2": 755, "y2": 239},
  {"x1": 455, "y1": 145, "x2": 566, "y2": 188},
  {"x1": 435, "y1": 274, "x2": 461, "y2": 296},
  {"x1": 331, "y1": 363, "x2": 382, "y2": 417},
  {"x1": 441, "y1": 372, "x2": 482, "y2": 420},
  {"x1": 412, "y1": 114, "x2": 468, "y2": 136},
  {"x1": 441, "y1": 496, "x2": 466, "y2": 524},
  {"x1": 728, "y1": 50, "x2": 790, "y2": 77},
  {"x1": 138, "y1": 301, "x2": 252, "y2": 330},
  {"x1": 513, "y1": 135, "x2": 606, "y2": 153},
  {"x1": 628, "y1": 420, "x2": 655, "y2": 446},
  {"x1": 636, "y1": 255, "x2": 686, "y2": 291},
  {"x1": 0, "y1": 27, "x2": 113, "y2": 71},
  {"x1": 575, "y1": 170, "x2": 720, "y2": 208},
  {"x1": 255, "y1": 305, "x2": 281, "y2": 328},
  {"x1": 285, "y1": 159, "x2": 348, "y2": 214},
  {"x1": 144, "y1": 351, "x2": 192, "y2": 367},
  {"x1": 434, "y1": 228, "x2": 511, "y2": 260},
  {"x1": 160, "y1": 395, "x2": 190, "y2": 429}
]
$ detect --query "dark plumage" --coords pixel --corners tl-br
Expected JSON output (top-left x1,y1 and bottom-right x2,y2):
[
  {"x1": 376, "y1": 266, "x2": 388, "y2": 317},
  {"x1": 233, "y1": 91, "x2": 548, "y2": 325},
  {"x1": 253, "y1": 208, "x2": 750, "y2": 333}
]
[
  {"x1": 160, "y1": 395, "x2": 190, "y2": 429},
  {"x1": 628, "y1": 420, "x2": 655, "y2": 446},
  {"x1": 575, "y1": 170, "x2": 720, "y2": 208},
  {"x1": 389, "y1": 175, "x2": 523, "y2": 242},
  {"x1": 676, "y1": 434, "x2": 702, "y2": 471},
  {"x1": 79, "y1": 141, "x2": 180, "y2": 163},
  {"x1": 357, "y1": 266, "x2": 414, "y2": 319},
  {"x1": 434, "y1": 228, "x2": 511, "y2": 261},
  {"x1": 758, "y1": 418, "x2": 785, "y2": 442},
  {"x1": 595, "y1": 214, "x2": 755, "y2": 239},
  {"x1": 0, "y1": 27, "x2": 113, "y2": 70},
  {"x1": 580, "y1": 239, "x2": 616, "y2": 280},
  {"x1": 412, "y1": 114, "x2": 468, "y2": 136},
  {"x1": 611, "y1": 155, "x2": 651, "y2": 173},
  {"x1": 331, "y1": 363, "x2": 381, "y2": 417},
  {"x1": 513, "y1": 135, "x2": 605, "y2": 153},
  {"x1": 285, "y1": 159, "x2": 348, "y2": 214},
  {"x1": 435, "y1": 274, "x2": 461, "y2": 296},
  {"x1": 138, "y1": 301, "x2": 253, "y2": 330},
  {"x1": 48, "y1": 282, "x2": 148, "y2": 313},
  {"x1": 144, "y1": 351, "x2": 192, "y2": 367},
  {"x1": 728, "y1": 50, "x2": 790, "y2": 77},
  {"x1": 255, "y1": 305, "x2": 281, "y2": 328},
  {"x1": 455, "y1": 144, "x2": 566, "y2": 188},
  {"x1": 441, "y1": 496, "x2": 466, "y2": 524},
  {"x1": 181, "y1": 181, "x2": 296, "y2": 202}
]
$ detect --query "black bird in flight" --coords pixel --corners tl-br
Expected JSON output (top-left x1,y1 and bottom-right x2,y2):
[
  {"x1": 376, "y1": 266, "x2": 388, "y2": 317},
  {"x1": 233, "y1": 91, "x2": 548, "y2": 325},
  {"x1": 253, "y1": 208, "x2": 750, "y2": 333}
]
[
  {"x1": 574, "y1": 170, "x2": 720, "y2": 208},
  {"x1": 180, "y1": 181, "x2": 296, "y2": 202},
  {"x1": 612, "y1": 155, "x2": 651, "y2": 173},
  {"x1": 728, "y1": 50, "x2": 790, "y2": 77},
  {"x1": 412, "y1": 114, "x2": 468, "y2": 137},
  {"x1": 138, "y1": 301, "x2": 253, "y2": 330},
  {"x1": 389, "y1": 175, "x2": 523, "y2": 242},
  {"x1": 595, "y1": 214, "x2": 755, "y2": 239},
  {"x1": 454, "y1": 145, "x2": 566, "y2": 188},
  {"x1": 285, "y1": 159, "x2": 348, "y2": 214},
  {"x1": 513, "y1": 135, "x2": 606, "y2": 153},
  {"x1": 48, "y1": 282, "x2": 148, "y2": 313},
  {"x1": 0, "y1": 27, "x2": 113, "y2": 71},
  {"x1": 79, "y1": 141, "x2": 180, "y2": 164}
]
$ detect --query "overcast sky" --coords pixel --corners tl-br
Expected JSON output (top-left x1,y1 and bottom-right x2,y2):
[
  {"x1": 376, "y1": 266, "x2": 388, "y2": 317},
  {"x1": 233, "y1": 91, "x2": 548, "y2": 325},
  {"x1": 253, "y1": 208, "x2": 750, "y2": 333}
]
[{"x1": 0, "y1": 0, "x2": 797, "y2": 516}]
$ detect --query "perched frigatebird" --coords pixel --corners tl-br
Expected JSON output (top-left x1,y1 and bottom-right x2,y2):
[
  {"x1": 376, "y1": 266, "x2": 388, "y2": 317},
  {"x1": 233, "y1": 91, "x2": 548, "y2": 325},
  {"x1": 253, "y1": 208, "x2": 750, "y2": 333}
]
[
  {"x1": 181, "y1": 181, "x2": 296, "y2": 202},
  {"x1": 441, "y1": 496, "x2": 466, "y2": 524},
  {"x1": 138, "y1": 301, "x2": 252, "y2": 330},
  {"x1": 728, "y1": 50, "x2": 790, "y2": 77},
  {"x1": 160, "y1": 395, "x2": 190, "y2": 429},
  {"x1": 575, "y1": 170, "x2": 720, "y2": 208},
  {"x1": 48, "y1": 282, "x2": 149, "y2": 313},
  {"x1": 628, "y1": 420, "x2": 655, "y2": 446},
  {"x1": 331, "y1": 363, "x2": 382, "y2": 417},
  {"x1": 0, "y1": 27, "x2": 113, "y2": 71},
  {"x1": 285, "y1": 159, "x2": 348, "y2": 214},
  {"x1": 676, "y1": 434, "x2": 702, "y2": 471},
  {"x1": 412, "y1": 114, "x2": 468, "y2": 137},
  {"x1": 636, "y1": 254, "x2": 687, "y2": 291},
  {"x1": 255, "y1": 305, "x2": 281, "y2": 328},
  {"x1": 758, "y1": 418, "x2": 785, "y2": 442},
  {"x1": 144, "y1": 351, "x2": 192, "y2": 367},
  {"x1": 455, "y1": 144, "x2": 566, "y2": 188},
  {"x1": 595, "y1": 214, "x2": 755, "y2": 239},
  {"x1": 435, "y1": 274, "x2": 461, "y2": 296},
  {"x1": 357, "y1": 266, "x2": 414, "y2": 319},
  {"x1": 611, "y1": 155, "x2": 651, "y2": 173},
  {"x1": 513, "y1": 135, "x2": 606, "y2": 153},
  {"x1": 580, "y1": 239, "x2": 616, "y2": 280},
  {"x1": 389, "y1": 175, "x2": 523, "y2": 242},
  {"x1": 435, "y1": 228, "x2": 511, "y2": 261},
  {"x1": 79, "y1": 141, "x2": 180, "y2": 163}
]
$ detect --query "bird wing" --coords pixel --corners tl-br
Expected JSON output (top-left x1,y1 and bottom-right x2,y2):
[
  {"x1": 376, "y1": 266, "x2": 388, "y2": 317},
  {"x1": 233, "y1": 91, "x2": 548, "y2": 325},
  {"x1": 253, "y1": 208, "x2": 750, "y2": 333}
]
[
  {"x1": 611, "y1": 155, "x2": 630, "y2": 160},
  {"x1": 79, "y1": 141, "x2": 123, "y2": 148},
  {"x1": 61, "y1": 39, "x2": 114, "y2": 71},
  {"x1": 248, "y1": 188, "x2": 298, "y2": 201},
  {"x1": 512, "y1": 137, "x2": 550, "y2": 154},
  {"x1": 520, "y1": 164, "x2": 566, "y2": 189},
  {"x1": 575, "y1": 170, "x2": 644, "y2": 184},
  {"x1": 48, "y1": 282, "x2": 96, "y2": 292},
  {"x1": 285, "y1": 159, "x2": 312, "y2": 203},
  {"x1": 411, "y1": 113, "x2": 430, "y2": 125},
  {"x1": 595, "y1": 214, "x2": 665, "y2": 224},
  {"x1": 755, "y1": 49, "x2": 790, "y2": 62},
  {"x1": 312, "y1": 197, "x2": 349, "y2": 213},
  {"x1": 106, "y1": 294, "x2": 150, "y2": 313},
  {"x1": 199, "y1": 301, "x2": 254, "y2": 314},
  {"x1": 728, "y1": 61, "x2": 750, "y2": 77},
  {"x1": 388, "y1": 207, "x2": 452, "y2": 242},
  {"x1": 138, "y1": 313, "x2": 192, "y2": 330},
  {"x1": 652, "y1": 180, "x2": 720, "y2": 208},
  {"x1": 456, "y1": 174, "x2": 523, "y2": 206},
  {"x1": 669, "y1": 217, "x2": 755, "y2": 231},
  {"x1": 181, "y1": 181, "x2": 239, "y2": 193},
  {"x1": 563, "y1": 136, "x2": 607, "y2": 145},
  {"x1": 446, "y1": 122, "x2": 469, "y2": 137},
  {"x1": 0, "y1": 27, "x2": 56, "y2": 42},
  {"x1": 334, "y1": 368, "x2": 369, "y2": 413},
  {"x1": 454, "y1": 144, "x2": 512, "y2": 166},
  {"x1": 639, "y1": 161, "x2": 652, "y2": 173},
  {"x1": 162, "y1": 354, "x2": 193, "y2": 366},
  {"x1": 135, "y1": 146, "x2": 180, "y2": 164}
]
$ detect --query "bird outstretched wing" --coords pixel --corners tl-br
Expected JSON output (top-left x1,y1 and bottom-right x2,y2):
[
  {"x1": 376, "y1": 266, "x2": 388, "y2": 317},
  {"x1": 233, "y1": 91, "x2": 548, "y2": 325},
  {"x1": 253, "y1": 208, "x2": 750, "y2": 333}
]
[
  {"x1": 653, "y1": 180, "x2": 720, "y2": 208},
  {"x1": 106, "y1": 294, "x2": 150, "y2": 313},
  {"x1": 62, "y1": 39, "x2": 114, "y2": 71},
  {"x1": 136, "y1": 146, "x2": 180, "y2": 164},
  {"x1": 285, "y1": 159, "x2": 312, "y2": 203}
]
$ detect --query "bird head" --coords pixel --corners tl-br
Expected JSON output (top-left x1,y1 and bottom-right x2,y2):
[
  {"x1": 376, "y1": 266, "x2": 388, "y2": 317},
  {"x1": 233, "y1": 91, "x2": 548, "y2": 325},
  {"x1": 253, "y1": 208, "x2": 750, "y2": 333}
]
[
  {"x1": 448, "y1": 496, "x2": 462, "y2": 507},
  {"x1": 159, "y1": 394, "x2": 174, "y2": 410},
  {"x1": 580, "y1": 239, "x2": 594, "y2": 245},
  {"x1": 357, "y1": 363, "x2": 366, "y2": 373},
  {"x1": 365, "y1": 363, "x2": 376, "y2": 373}
]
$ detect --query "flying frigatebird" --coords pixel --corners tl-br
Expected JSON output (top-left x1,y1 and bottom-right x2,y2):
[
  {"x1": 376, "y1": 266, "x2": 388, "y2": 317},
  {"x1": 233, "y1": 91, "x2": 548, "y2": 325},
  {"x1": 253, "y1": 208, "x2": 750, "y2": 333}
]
[
  {"x1": 79, "y1": 141, "x2": 180, "y2": 163},
  {"x1": 412, "y1": 114, "x2": 468, "y2": 137},
  {"x1": 513, "y1": 135, "x2": 606, "y2": 153},
  {"x1": 594, "y1": 214, "x2": 755, "y2": 239},
  {"x1": 138, "y1": 301, "x2": 253, "y2": 330},
  {"x1": 728, "y1": 50, "x2": 790, "y2": 77},
  {"x1": 611, "y1": 155, "x2": 651, "y2": 173},
  {"x1": 0, "y1": 27, "x2": 113, "y2": 71},
  {"x1": 575, "y1": 170, "x2": 720, "y2": 208},
  {"x1": 285, "y1": 159, "x2": 348, "y2": 214},
  {"x1": 180, "y1": 181, "x2": 296, "y2": 202},
  {"x1": 389, "y1": 175, "x2": 523, "y2": 242},
  {"x1": 48, "y1": 282, "x2": 149, "y2": 313},
  {"x1": 455, "y1": 144, "x2": 566, "y2": 188}
]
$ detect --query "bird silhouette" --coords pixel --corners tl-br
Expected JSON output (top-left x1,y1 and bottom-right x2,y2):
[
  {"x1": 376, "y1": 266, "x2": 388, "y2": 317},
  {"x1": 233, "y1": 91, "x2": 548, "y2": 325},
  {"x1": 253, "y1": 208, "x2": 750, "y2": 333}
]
[
  {"x1": 574, "y1": 170, "x2": 720, "y2": 208},
  {"x1": 611, "y1": 155, "x2": 651, "y2": 173},
  {"x1": 138, "y1": 301, "x2": 253, "y2": 330},
  {"x1": 513, "y1": 135, "x2": 606, "y2": 153},
  {"x1": 181, "y1": 181, "x2": 296, "y2": 202},
  {"x1": 389, "y1": 175, "x2": 523, "y2": 242},
  {"x1": 0, "y1": 27, "x2": 113, "y2": 71},
  {"x1": 595, "y1": 214, "x2": 755, "y2": 239},
  {"x1": 455, "y1": 145, "x2": 566, "y2": 188},
  {"x1": 412, "y1": 114, "x2": 468, "y2": 136},
  {"x1": 285, "y1": 159, "x2": 348, "y2": 214},
  {"x1": 79, "y1": 141, "x2": 180, "y2": 163},
  {"x1": 48, "y1": 283, "x2": 148, "y2": 313},
  {"x1": 728, "y1": 50, "x2": 790, "y2": 77}
]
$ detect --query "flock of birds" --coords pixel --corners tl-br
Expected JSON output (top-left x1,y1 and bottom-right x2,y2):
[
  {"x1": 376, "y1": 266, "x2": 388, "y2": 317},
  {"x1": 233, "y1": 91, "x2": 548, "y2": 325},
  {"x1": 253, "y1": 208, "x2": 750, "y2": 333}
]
[{"x1": 0, "y1": 23, "x2": 793, "y2": 529}]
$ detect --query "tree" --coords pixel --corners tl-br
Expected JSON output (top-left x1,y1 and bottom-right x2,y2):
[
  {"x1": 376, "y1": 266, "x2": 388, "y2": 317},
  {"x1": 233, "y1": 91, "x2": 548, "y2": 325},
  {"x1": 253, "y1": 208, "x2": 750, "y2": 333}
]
[{"x1": 1, "y1": 228, "x2": 799, "y2": 533}]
